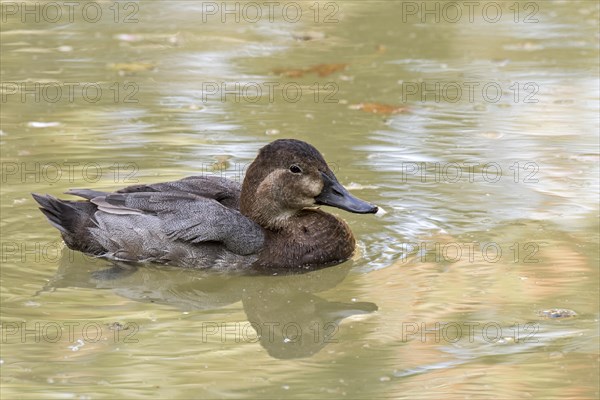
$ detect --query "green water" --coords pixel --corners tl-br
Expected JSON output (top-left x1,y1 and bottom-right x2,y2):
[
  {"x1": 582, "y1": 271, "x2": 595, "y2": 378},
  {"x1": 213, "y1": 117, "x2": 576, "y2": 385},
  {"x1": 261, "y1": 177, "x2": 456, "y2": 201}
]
[{"x1": 1, "y1": 1, "x2": 599, "y2": 398}]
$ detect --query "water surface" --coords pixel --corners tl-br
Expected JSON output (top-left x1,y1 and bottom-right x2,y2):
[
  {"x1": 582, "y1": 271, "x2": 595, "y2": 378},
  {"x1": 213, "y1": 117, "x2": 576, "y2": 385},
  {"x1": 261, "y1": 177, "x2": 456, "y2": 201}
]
[{"x1": 1, "y1": 1, "x2": 599, "y2": 399}]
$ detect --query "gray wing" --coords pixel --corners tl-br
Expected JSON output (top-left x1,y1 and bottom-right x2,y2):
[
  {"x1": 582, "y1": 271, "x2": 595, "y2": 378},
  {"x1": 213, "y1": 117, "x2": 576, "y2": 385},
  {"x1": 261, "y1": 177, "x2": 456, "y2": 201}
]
[
  {"x1": 115, "y1": 176, "x2": 241, "y2": 209},
  {"x1": 87, "y1": 191, "x2": 264, "y2": 256}
]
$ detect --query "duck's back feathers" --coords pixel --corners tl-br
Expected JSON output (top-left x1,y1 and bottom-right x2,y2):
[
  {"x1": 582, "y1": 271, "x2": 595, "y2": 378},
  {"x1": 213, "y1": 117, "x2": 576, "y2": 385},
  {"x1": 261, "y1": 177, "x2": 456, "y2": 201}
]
[
  {"x1": 33, "y1": 176, "x2": 264, "y2": 268},
  {"x1": 116, "y1": 176, "x2": 241, "y2": 209},
  {"x1": 89, "y1": 190, "x2": 264, "y2": 255}
]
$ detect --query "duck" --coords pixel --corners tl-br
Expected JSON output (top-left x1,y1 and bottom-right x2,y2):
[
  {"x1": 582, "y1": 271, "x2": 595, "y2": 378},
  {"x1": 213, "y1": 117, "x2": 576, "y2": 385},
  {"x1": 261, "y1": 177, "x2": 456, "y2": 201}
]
[{"x1": 32, "y1": 139, "x2": 378, "y2": 271}]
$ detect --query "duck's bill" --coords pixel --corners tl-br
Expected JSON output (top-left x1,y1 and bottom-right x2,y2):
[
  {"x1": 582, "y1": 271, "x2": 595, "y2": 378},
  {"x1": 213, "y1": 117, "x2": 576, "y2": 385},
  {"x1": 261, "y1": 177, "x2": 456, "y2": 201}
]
[{"x1": 315, "y1": 172, "x2": 378, "y2": 214}]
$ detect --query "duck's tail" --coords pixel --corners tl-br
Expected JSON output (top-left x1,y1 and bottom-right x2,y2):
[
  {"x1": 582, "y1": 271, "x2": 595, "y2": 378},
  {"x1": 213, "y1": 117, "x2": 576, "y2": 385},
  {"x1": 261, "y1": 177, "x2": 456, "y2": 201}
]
[{"x1": 32, "y1": 193, "x2": 104, "y2": 254}]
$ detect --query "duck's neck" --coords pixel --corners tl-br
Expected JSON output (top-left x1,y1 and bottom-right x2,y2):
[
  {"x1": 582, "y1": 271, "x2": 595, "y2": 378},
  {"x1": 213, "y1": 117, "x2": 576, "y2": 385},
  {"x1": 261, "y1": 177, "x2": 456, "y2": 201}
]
[
  {"x1": 254, "y1": 209, "x2": 356, "y2": 270},
  {"x1": 240, "y1": 168, "x2": 294, "y2": 230}
]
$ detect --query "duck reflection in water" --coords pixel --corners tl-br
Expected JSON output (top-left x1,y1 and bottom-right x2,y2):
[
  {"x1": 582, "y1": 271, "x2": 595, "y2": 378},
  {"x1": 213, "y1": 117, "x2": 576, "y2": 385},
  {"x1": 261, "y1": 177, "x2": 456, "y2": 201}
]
[{"x1": 41, "y1": 250, "x2": 378, "y2": 359}]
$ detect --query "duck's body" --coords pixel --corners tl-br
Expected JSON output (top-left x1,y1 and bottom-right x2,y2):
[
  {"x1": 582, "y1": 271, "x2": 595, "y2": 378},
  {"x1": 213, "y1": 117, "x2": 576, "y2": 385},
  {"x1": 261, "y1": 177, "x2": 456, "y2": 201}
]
[{"x1": 33, "y1": 139, "x2": 377, "y2": 271}]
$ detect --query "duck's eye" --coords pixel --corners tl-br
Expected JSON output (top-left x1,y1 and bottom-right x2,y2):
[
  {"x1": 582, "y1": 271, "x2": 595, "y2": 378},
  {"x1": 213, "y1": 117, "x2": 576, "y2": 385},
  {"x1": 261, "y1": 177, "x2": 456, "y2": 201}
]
[{"x1": 289, "y1": 164, "x2": 302, "y2": 174}]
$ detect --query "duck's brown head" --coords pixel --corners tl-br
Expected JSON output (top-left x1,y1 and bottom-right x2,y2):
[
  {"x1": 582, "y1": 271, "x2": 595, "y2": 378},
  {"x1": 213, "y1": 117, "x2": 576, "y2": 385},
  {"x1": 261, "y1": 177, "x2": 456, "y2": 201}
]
[{"x1": 240, "y1": 139, "x2": 377, "y2": 229}]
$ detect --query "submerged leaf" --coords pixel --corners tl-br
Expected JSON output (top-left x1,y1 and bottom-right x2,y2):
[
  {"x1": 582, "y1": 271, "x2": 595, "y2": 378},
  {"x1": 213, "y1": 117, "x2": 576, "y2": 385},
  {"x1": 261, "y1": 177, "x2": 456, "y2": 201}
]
[
  {"x1": 274, "y1": 63, "x2": 347, "y2": 78},
  {"x1": 310, "y1": 63, "x2": 347, "y2": 77}
]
